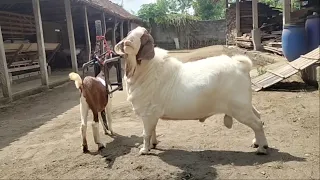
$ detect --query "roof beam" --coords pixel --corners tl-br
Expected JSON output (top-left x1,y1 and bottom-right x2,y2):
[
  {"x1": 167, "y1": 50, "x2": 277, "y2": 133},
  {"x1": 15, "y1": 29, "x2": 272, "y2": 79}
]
[{"x1": 0, "y1": 0, "x2": 50, "y2": 5}]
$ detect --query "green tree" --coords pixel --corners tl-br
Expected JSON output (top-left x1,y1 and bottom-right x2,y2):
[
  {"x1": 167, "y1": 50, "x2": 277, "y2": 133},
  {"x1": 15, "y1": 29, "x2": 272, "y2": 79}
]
[
  {"x1": 137, "y1": 0, "x2": 198, "y2": 27},
  {"x1": 193, "y1": 0, "x2": 226, "y2": 20}
]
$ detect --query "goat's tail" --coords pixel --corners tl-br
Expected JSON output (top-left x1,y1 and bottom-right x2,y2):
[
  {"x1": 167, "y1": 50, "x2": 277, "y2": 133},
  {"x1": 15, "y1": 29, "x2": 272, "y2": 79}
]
[
  {"x1": 69, "y1": 72, "x2": 82, "y2": 89},
  {"x1": 232, "y1": 55, "x2": 253, "y2": 72}
]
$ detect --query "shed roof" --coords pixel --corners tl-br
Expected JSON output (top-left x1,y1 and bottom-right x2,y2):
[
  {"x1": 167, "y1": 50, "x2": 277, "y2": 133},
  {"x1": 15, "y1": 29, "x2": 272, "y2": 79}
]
[{"x1": 76, "y1": 0, "x2": 142, "y2": 22}]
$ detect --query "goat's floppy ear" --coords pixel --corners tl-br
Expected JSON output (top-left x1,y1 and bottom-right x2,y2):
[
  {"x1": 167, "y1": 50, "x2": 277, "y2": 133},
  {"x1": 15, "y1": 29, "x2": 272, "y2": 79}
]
[{"x1": 136, "y1": 32, "x2": 155, "y2": 61}]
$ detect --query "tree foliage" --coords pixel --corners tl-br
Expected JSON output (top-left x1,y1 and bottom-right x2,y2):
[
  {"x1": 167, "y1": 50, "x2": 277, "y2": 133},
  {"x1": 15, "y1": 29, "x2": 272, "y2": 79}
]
[
  {"x1": 137, "y1": 0, "x2": 198, "y2": 27},
  {"x1": 137, "y1": 0, "x2": 228, "y2": 27},
  {"x1": 193, "y1": 0, "x2": 226, "y2": 20}
]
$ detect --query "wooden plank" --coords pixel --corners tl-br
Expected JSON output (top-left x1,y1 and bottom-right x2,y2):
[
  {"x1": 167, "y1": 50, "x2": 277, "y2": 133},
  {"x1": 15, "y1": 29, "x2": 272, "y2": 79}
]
[
  {"x1": 0, "y1": 16, "x2": 35, "y2": 25},
  {"x1": 65, "y1": 0, "x2": 78, "y2": 72},
  {"x1": 7, "y1": 44, "x2": 24, "y2": 66},
  {"x1": 1, "y1": 26, "x2": 36, "y2": 33},
  {"x1": 259, "y1": 74, "x2": 283, "y2": 88},
  {"x1": 33, "y1": 0, "x2": 49, "y2": 87},
  {"x1": 0, "y1": 26, "x2": 12, "y2": 99},
  {"x1": 1, "y1": 31, "x2": 35, "y2": 35},
  {"x1": 252, "y1": 72, "x2": 274, "y2": 84},
  {"x1": 0, "y1": 11, "x2": 35, "y2": 19},
  {"x1": 300, "y1": 60, "x2": 319, "y2": 70},
  {"x1": 8, "y1": 64, "x2": 40, "y2": 73},
  {"x1": 0, "y1": 21, "x2": 35, "y2": 28},
  {"x1": 267, "y1": 69, "x2": 285, "y2": 78}
]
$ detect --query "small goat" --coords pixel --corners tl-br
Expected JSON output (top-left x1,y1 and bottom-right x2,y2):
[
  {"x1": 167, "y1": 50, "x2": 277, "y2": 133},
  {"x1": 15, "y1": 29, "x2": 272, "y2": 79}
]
[
  {"x1": 69, "y1": 71, "x2": 113, "y2": 153},
  {"x1": 114, "y1": 26, "x2": 269, "y2": 155}
]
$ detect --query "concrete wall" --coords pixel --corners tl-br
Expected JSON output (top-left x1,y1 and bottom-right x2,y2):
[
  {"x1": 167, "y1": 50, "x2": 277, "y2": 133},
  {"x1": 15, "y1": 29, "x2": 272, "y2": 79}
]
[{"x1": 151, "y1": 19, "x2": 226, "y2": 50}]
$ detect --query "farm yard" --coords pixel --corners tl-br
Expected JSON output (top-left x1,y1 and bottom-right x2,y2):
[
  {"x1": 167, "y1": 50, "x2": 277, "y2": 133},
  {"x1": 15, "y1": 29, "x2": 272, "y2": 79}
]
[{"x1": 0, "y1": 46, "x2": 319, "y2": 180}]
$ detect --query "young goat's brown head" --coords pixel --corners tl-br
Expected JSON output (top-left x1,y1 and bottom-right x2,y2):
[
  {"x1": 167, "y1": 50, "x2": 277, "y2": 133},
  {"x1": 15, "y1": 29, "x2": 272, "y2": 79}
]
[{"x1": 114, "y1": 26, "x2": 155, "y2": 78}]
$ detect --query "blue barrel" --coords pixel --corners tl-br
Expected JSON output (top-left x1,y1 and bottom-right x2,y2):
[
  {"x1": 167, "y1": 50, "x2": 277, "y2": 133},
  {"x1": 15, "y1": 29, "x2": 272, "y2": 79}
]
[
  {"x1": 305, "y1": 14, "x2": 320, "y2": 51},
  {"x1": 282, "y1": 24, "x2": 307, "y2": 62}
]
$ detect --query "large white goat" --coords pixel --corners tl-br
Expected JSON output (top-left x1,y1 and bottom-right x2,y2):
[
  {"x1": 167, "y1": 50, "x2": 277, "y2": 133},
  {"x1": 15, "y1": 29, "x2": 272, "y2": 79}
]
[{"x1": 114, "y1": 26, "x2": 269, "y2": 155}]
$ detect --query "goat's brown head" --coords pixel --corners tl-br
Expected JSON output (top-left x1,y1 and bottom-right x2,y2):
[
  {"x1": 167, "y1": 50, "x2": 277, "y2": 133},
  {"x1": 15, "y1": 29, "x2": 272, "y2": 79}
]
[{"x1": 114, "y1": 26, "x2": 155, "y2": 78}]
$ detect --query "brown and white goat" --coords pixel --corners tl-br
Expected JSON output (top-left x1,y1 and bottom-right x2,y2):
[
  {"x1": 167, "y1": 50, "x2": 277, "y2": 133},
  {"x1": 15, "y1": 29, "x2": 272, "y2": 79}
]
[{"x1": 69, "y1": 71, "x2": 113, "y2": 153}]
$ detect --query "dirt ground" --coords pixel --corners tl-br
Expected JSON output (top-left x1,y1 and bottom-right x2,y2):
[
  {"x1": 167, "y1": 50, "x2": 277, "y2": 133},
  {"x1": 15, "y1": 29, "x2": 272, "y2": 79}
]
[{"x1": 0, "y1": 46, "x2": 319, "y2": 179}]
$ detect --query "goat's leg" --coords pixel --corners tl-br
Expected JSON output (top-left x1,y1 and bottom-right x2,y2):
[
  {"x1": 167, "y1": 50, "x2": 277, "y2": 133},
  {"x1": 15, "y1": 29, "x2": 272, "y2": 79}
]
[
  {"x1": 80, "y1": 96, "x2": 89, "y2": 153},
  {"x1": 105, "y1": 96, "x2": 114, "y2": 135},
  {"x1": 92, "y1": 113, "x2": 105, "y2": 151},
  {"x1": 232, "y1": 105, "x2": 268, "y2": 155},
  {"x1": 100, "y1": 110, "x2": 109, "y2": 135},
  {"x1": 139, "y1": 117, "x2": 159, "y2": 155},
  {"x1": 150, "y1": 128, "x2": 158, "y2": 149}
]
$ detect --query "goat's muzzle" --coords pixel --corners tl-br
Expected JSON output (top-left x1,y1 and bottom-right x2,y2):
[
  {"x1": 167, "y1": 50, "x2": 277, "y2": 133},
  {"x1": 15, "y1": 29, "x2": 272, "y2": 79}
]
[{"x1": 115, "y1": 40, "x2": 125, "y2": 55}]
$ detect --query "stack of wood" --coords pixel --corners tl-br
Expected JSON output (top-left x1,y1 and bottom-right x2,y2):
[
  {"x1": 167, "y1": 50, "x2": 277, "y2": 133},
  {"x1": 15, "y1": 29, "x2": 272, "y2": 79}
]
[
  {"x1": 261, "y1": 30, "x2": 283, "y2": 55},
  {"x1": 227, "y1": 0, "x2": 283, "y2": 50},
  {"x1": 235, "y1": 33, "x2": 252, "y2": 48},
  {"x1": 235, "y1": 30, "x2": 283, "y2": 55}
]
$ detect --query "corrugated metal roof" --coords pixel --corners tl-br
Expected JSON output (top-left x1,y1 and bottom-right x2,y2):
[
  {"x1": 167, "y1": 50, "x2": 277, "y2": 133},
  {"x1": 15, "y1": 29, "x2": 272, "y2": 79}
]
[
  {"x1": 76, "y1": 0, "x2": 141, "y2": 22},
  {"x1": 251, "y1": 46, "x2": 320, "y2": 91}
]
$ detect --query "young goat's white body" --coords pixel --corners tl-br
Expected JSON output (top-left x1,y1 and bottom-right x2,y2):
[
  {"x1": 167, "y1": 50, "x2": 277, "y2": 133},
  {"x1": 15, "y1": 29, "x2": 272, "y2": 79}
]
[
  {"x1": 125, "y1": 48, "x2": 268, "y2": 155},
  {"x1": 70, "y1": 72, "x2": 113, "y2": 153}
]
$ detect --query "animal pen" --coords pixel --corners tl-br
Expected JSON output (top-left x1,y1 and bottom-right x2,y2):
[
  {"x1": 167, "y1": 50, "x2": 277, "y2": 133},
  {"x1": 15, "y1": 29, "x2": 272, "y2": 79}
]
[{"x1": 0, "y1": 0, "x2": 141, "y2": 103}]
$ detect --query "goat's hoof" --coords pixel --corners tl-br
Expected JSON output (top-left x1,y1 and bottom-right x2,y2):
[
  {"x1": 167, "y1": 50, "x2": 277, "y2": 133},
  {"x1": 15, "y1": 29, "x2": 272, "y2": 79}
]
[
  {"x1": 83, "y1": 145, "x2": 89, "y2": 153},
  {"x1": 251, "y1": 138, "x2": 258, "y2": 148},
  {"x1": 256, "y1": 145, "x2": 269, "y2": 155},
  {"x1": 139, "y1": 148, "x2": 149, "y2": 155},
  {"x1": 150, "y1": 143, "x2": 158, "y2": 149},
  {"x1": 251, "y1": 143, "x2": 259, "y2": 148},
  {"x1": 105, "y1": 130, "x2": 114, "y2": 136},
  {"x1": 199, "y1": 118, "x2": 206, "y2": 123},
  {"x1": 98, "y1": 144, "x2": 105, "y2": 151}
]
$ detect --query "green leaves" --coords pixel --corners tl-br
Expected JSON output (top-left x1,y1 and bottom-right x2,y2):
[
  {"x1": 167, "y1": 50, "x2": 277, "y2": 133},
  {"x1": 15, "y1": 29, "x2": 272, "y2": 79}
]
[
  {"x1": 137, "y1": 0, "x2": 197, "y2": 27},
  {"x1": 193, "y1": 0, "x2": 225, "y2": 20},
  {"x1": 137, "y1": 0, "x2": 227, "y2": 27}
]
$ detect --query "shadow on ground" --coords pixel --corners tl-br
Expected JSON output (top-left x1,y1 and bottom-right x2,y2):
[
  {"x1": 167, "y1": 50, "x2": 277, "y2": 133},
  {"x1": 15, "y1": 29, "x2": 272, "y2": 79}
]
[
  {"x1": 156, "y1": 148, "x2": 305, "y2": 180},
  {"x1": 265, "y1": 81, "x2": 318, "y2": 92},
  {"x1": 94, "y1": 134, "x2": 143, "y2": 168},
  {"x1": 0, "y1": 83, "x2": 79, "y2": 150}
]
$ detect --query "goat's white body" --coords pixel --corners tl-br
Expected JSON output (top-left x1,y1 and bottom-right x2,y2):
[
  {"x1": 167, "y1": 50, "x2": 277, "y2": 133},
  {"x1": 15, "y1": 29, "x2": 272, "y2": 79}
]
[
  {"x1": 125, "y1": 47, "x2": 268, "y2": 155},
  {"x1": 126, "y1": 48, "x2": 252, "y2": 120}
]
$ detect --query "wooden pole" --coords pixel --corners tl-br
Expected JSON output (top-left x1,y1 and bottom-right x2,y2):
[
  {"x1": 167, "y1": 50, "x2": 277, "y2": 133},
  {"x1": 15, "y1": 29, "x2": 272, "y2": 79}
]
[
  {"x1": 83, "y1": 6, "x2": 91, "y2": 62},
  {"x1": 101, "y1": 12, "x2": 107, "y2": 36},
  {"x1": 251, "y1": 0, "x2": 262, "y2": 50},
  {"x1": 64, "y1": 0, "x2": 78, "y2": 72},
  {"x1": 283, "y1": 0, "x2": 291, "y2": 25},
  {"x1": 101, "y1": 13, "x2": 107, "y2": 54},
  {"x1": 235, "y1": 0, "x2": 241, "y2": 37},
  {"x1": 127, "y1": 20, "x2": 131, "y2": 32},
  {"x1": 0, "y1": 26, "x2": 12, "y2": 100},
  {"x1": 32, "y1": 0, "x2": 49, "y2": 88},
  {"x1": 112, "y1": 18, "x2": 117, "y2": 49},
  {"x1": 120, "y1": 21, "x2": 124, "y2": 40},
  {"x1": 252, "y1": 0, "x2": 258, "y2": 29}
]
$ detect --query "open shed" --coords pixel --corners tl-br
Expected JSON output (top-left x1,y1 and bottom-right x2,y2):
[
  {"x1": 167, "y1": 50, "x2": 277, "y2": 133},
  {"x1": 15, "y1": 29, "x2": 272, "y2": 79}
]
[{"x1": 0, "y1": 0, "x2": 142, "y2": 102}]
